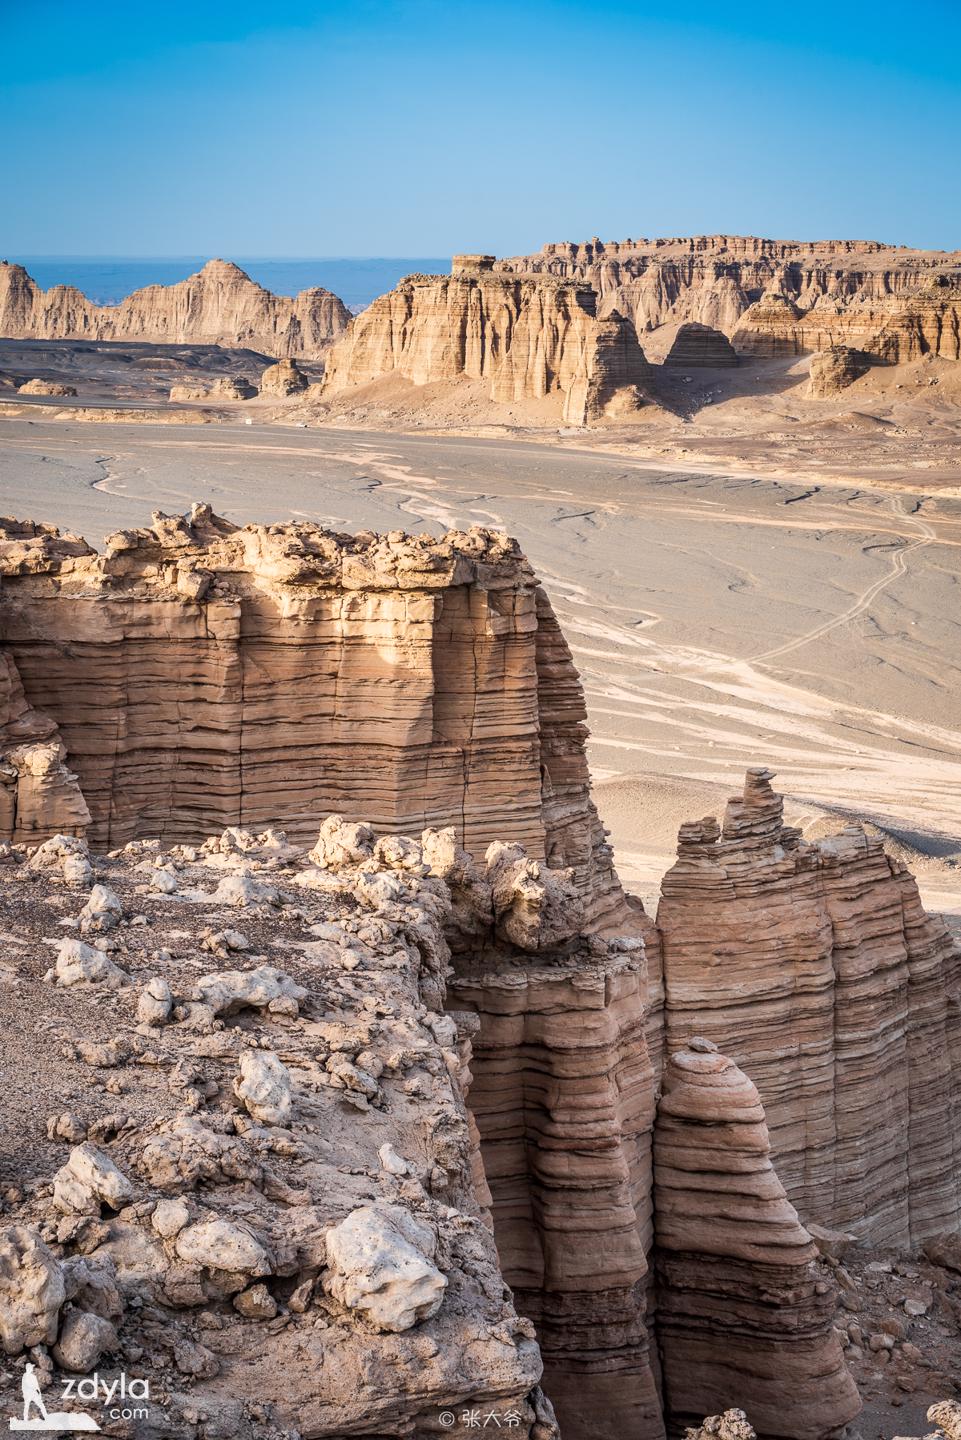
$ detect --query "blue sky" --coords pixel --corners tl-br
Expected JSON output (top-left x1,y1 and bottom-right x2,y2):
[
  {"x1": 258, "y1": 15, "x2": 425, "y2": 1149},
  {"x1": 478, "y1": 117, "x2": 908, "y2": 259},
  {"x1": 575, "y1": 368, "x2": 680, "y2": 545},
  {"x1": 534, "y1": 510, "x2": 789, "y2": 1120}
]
[{"x1": 3, "y1": 0, "x2": 960, "y2": 256}]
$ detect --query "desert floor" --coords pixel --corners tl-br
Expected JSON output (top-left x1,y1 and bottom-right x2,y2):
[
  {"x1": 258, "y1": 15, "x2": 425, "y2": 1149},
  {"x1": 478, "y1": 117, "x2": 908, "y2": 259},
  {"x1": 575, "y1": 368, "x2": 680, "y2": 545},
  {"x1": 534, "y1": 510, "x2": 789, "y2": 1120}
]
[{"x1": 2, "y1": 414, "x2": 960, "y2": 924}]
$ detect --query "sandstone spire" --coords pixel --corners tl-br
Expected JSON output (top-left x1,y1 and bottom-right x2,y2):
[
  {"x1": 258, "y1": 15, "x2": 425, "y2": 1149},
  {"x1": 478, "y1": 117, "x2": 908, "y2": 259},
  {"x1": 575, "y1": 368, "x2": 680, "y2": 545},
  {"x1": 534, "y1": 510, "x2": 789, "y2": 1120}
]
[
  {"x1": 657, "y1": 768, "x2": 961, "y2": 1247},
  {"x1": 654, "y1": 1041, "x2": 861, "y2": 1439}
]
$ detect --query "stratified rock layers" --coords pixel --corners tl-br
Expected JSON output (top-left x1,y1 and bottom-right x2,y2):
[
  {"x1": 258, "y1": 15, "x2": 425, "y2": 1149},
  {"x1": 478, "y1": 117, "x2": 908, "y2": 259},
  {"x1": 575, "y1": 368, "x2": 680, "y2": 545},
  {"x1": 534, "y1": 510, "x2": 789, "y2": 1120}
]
[
  {"x1": 322, "y1": 260, "x2": 652, "y2": 425},
  {"x1": 0, "y1": 508, "x2": 622, "y2": 929},
  {"x1": 450, "y1": 952, "x2": 661, "y2": 1438},
  {"x1": 5, "y1": 504, "x2": 960, "y2": 1439},
  {"x1": 656, "y1": 769, "x2": 961, "y2": 1248},
  {"x1": 0, "y1": 259, "x2": 351, "y2": 359},
  {"x1": 654, "y1": 1043, "x2": 861, "y2": 1439},
  {"x1": 496, "y1": 235, "x2": 961, "y2": 362}
]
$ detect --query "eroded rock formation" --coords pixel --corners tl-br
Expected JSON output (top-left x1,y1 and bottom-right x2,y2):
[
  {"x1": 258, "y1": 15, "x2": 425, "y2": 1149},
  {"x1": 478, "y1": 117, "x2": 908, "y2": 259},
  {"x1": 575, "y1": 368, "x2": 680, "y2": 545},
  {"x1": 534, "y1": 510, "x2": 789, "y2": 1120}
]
[
  {"x1": 664, "y1": 322, "x2": 738, "y2": 367},
  {"x1": 1, "y1": 507, "x2": 959, "y2": 1438},
  {"x1": 808, "y1": 345, "x2": 874, "y2": 396},
  {"x1": 654, "y1": 1040, "x2": 860, "y2": 1438},
  {"x1": 496, "y1": 235, "x2": 961, "y2": 363},
  {"x1": 321, "y1": 256, "x2": 652, "y2": 425},
  {"x1": 0, "y1": 650, "x2": 89, "y2": 842},
  {"x1": 259, "y1": 358, "x2": 309, "y2": 396},
  {"x1": 0, "y1": 507, "x2": 624, "y2": 930},
  {"x1": 656, "y1": 768, "x2": 961, "y2": 1248},
  {"x1": 0, "y1": 259, "x2": 351, "y2": 359}
]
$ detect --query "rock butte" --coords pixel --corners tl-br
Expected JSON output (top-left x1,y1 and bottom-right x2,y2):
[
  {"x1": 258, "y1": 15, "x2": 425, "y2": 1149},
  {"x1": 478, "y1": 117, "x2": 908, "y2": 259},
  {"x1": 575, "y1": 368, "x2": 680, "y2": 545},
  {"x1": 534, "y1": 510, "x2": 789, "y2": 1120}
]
[
  {"x1": 0, "y1": 258, "x2": 351, "y2": 359},
  {"x1": 0, "y1": 507, "x2": 959, "y2": 1438},
  {"x1": 321, "y1": 254, "x2": 654, "y2": 425}
]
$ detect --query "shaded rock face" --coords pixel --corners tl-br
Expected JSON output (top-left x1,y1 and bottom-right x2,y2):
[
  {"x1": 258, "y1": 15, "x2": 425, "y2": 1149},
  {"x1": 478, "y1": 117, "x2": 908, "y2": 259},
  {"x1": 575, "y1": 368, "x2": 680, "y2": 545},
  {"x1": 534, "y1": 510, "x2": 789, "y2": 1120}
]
[
  {"x1": 656, "y1": 768, "x2": 961, "y2": 1248},
  {"x1": 664, "y1": 322, "x2": 738, "y2": 367},
  {"x1": 808, "y1": 345, "x2": 874, "y2": 396},
  {"x1": 496, "y1": 234, "x2": 961, "y2": 361},
  {"x1": 0, "y1": 259, "x2": 351, "y2": 359},
  {"x1": 0, "y1": 650, "x2": 89, "y2": 843},
  {"x1": 322, "y1": 263, "x2": 652, "y2": 425},
  {"x1": 654, "y1": 1043, "x2": 861, "y2": 1439}
]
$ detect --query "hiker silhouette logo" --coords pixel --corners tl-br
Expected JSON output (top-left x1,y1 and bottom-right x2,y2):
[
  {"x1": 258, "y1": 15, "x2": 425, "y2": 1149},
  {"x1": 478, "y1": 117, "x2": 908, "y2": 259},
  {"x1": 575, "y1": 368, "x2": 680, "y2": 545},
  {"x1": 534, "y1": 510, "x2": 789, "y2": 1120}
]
[{"x1": 6, "y1": 1360, "x2": 100, "y2": 1432}]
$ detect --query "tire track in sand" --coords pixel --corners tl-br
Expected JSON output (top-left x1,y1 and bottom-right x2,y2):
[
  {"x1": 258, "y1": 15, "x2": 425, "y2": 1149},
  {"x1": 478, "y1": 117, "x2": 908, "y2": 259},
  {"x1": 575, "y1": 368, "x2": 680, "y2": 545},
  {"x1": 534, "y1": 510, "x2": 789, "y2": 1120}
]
[{"x1": 752, "y1": 497, "x2": 935, "y2": 664}]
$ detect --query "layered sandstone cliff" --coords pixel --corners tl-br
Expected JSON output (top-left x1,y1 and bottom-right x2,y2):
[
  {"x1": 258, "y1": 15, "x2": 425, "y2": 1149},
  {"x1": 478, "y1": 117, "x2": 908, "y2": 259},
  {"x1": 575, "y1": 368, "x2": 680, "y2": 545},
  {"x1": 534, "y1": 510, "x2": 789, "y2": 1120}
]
[
  {"x1": 321, "y1": 256, "x2": 652, "y2": 425},
  {"x1": 656, "y1": 768, "x2": 961, "y2": 1249},
  {"x1": 496, "y1": 235, "x2": 961, "y2": 363},
  {"x1": 3, "y1": 509, "x2": 960, "y2": 1438},
  {"x1": 0, "y1": 506, "x2": 624, "y2": 931},
  {"x1": 0, "y1": 259, "x2": 351, "y2": 359}
]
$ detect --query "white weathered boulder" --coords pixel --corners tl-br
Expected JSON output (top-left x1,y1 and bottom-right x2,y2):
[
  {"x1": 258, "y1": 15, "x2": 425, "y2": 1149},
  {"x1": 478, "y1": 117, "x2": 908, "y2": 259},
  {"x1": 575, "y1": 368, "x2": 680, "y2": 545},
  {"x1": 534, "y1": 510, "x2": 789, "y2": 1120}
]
[
  {"x1": 55, "y1": 938, "x2": 129, "y2": 989},
  {"x1": 53, "y1": 1307, "x2": 118, "y2": 1372},
  {"x1": 0, "y1": 1225, "x2": 65, "y2": 1354},
  {"x1": 137, "y1": 976, "x2": 173, "y2": 1025},
  {"x1": 26, "y1": 834, "x2": 92, "y2": 887},
  {"x1": 212, "y1": 873, "x2": 282, "y2": 907},
  {"x1": 309, "y1": 815, "x2": 375, "y2": 870},
  {"x1": 175, "y1": 1219, "x2": 270, "y2": 1276},
  {"x1": 192, "y1": 965, "x2": 306, "y2": 1017},
  {"x1": 52, "y1": 1144, "x2": 133, "y2": 1215},
  {"x1": 485, "y1": 841, "x2": 584, "y2": 951},
  {"x1": 233, "y1": 1049, "x2": 293, "y2": 1126},
  {"x1": 378, "y1": 1143, "x2": 410, "y2": 1176},
  {"x1": 78, "y1": 883, "x2": 122, "y2": 934},
  {"x1": 324, "y1": 1203, "x2": 446, "y2": 1332}
]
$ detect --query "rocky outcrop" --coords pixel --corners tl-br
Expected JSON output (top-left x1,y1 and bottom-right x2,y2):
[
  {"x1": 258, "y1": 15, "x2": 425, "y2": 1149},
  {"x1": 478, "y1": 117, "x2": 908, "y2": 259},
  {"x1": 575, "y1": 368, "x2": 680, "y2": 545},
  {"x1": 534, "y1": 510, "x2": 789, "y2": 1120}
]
[
  {"x1": 664, "y1": 323, "x2": 738, "y2": 367},
  {"x1": 169, "y1": 376, "x2": 256, "y2": 402},
  {"x1": 450, "y1": 944, "x2": 662, "y2": 1437},
  {"x1": 321, "y1": 258, "x2": 652, "y2": 425},
  {"x1": 4, "y1": 506, "x2": 960, "y2": 1438},
  {"x1": 258, "y1": 358, "x2": 308, "y2": 396},
  {"x1": 0, "y1": 259, "x2": 351, "y2": 359},
  {"x1": 0, "y1": 818, "x2": 556, "y2": 1435},
  {"x1": 17, "y1": 378, "x2": 77, "y2": 397},
  {"x1": 0, "y1": 506, "x2": 625, "y2": 929},
  {"x1": 654, "y1": 1040, "x2": 861, "y2": 1438},
  {"x1": 731, "y1": 294, "x2": 806, "y2": 356},
  {"x1": 808, "y1": 345, "x2": 874, "y2": 396},
  {"x1": 656, "y1": 768, "x2": 961, "y2": 1248},
  {"x1": 496, "y1": 235, "x2": 961, "y2": 363}
]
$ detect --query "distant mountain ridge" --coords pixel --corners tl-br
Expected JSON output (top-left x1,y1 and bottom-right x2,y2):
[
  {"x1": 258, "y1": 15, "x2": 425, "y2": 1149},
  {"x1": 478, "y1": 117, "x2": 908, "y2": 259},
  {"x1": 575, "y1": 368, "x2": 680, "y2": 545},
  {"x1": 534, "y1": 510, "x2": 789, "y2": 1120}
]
[{"x1": 0, "y1": 257, "x2": 351, "y2": 358}]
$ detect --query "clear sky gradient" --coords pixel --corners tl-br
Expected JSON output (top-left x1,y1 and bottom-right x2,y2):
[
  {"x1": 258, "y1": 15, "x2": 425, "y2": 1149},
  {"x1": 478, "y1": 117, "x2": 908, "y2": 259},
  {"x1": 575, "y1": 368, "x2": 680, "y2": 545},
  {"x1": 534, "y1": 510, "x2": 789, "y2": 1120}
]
[{"x1": 3, "y1": 0, "x2": 960, "y2": 257}]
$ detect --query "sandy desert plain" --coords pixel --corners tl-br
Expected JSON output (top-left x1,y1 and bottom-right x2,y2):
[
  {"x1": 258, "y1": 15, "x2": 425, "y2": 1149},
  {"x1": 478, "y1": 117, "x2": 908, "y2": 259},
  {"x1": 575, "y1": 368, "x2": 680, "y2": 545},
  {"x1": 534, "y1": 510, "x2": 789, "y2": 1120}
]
[{"x1": 1, "y1": 401, "x2": 959, "y2": 926}]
